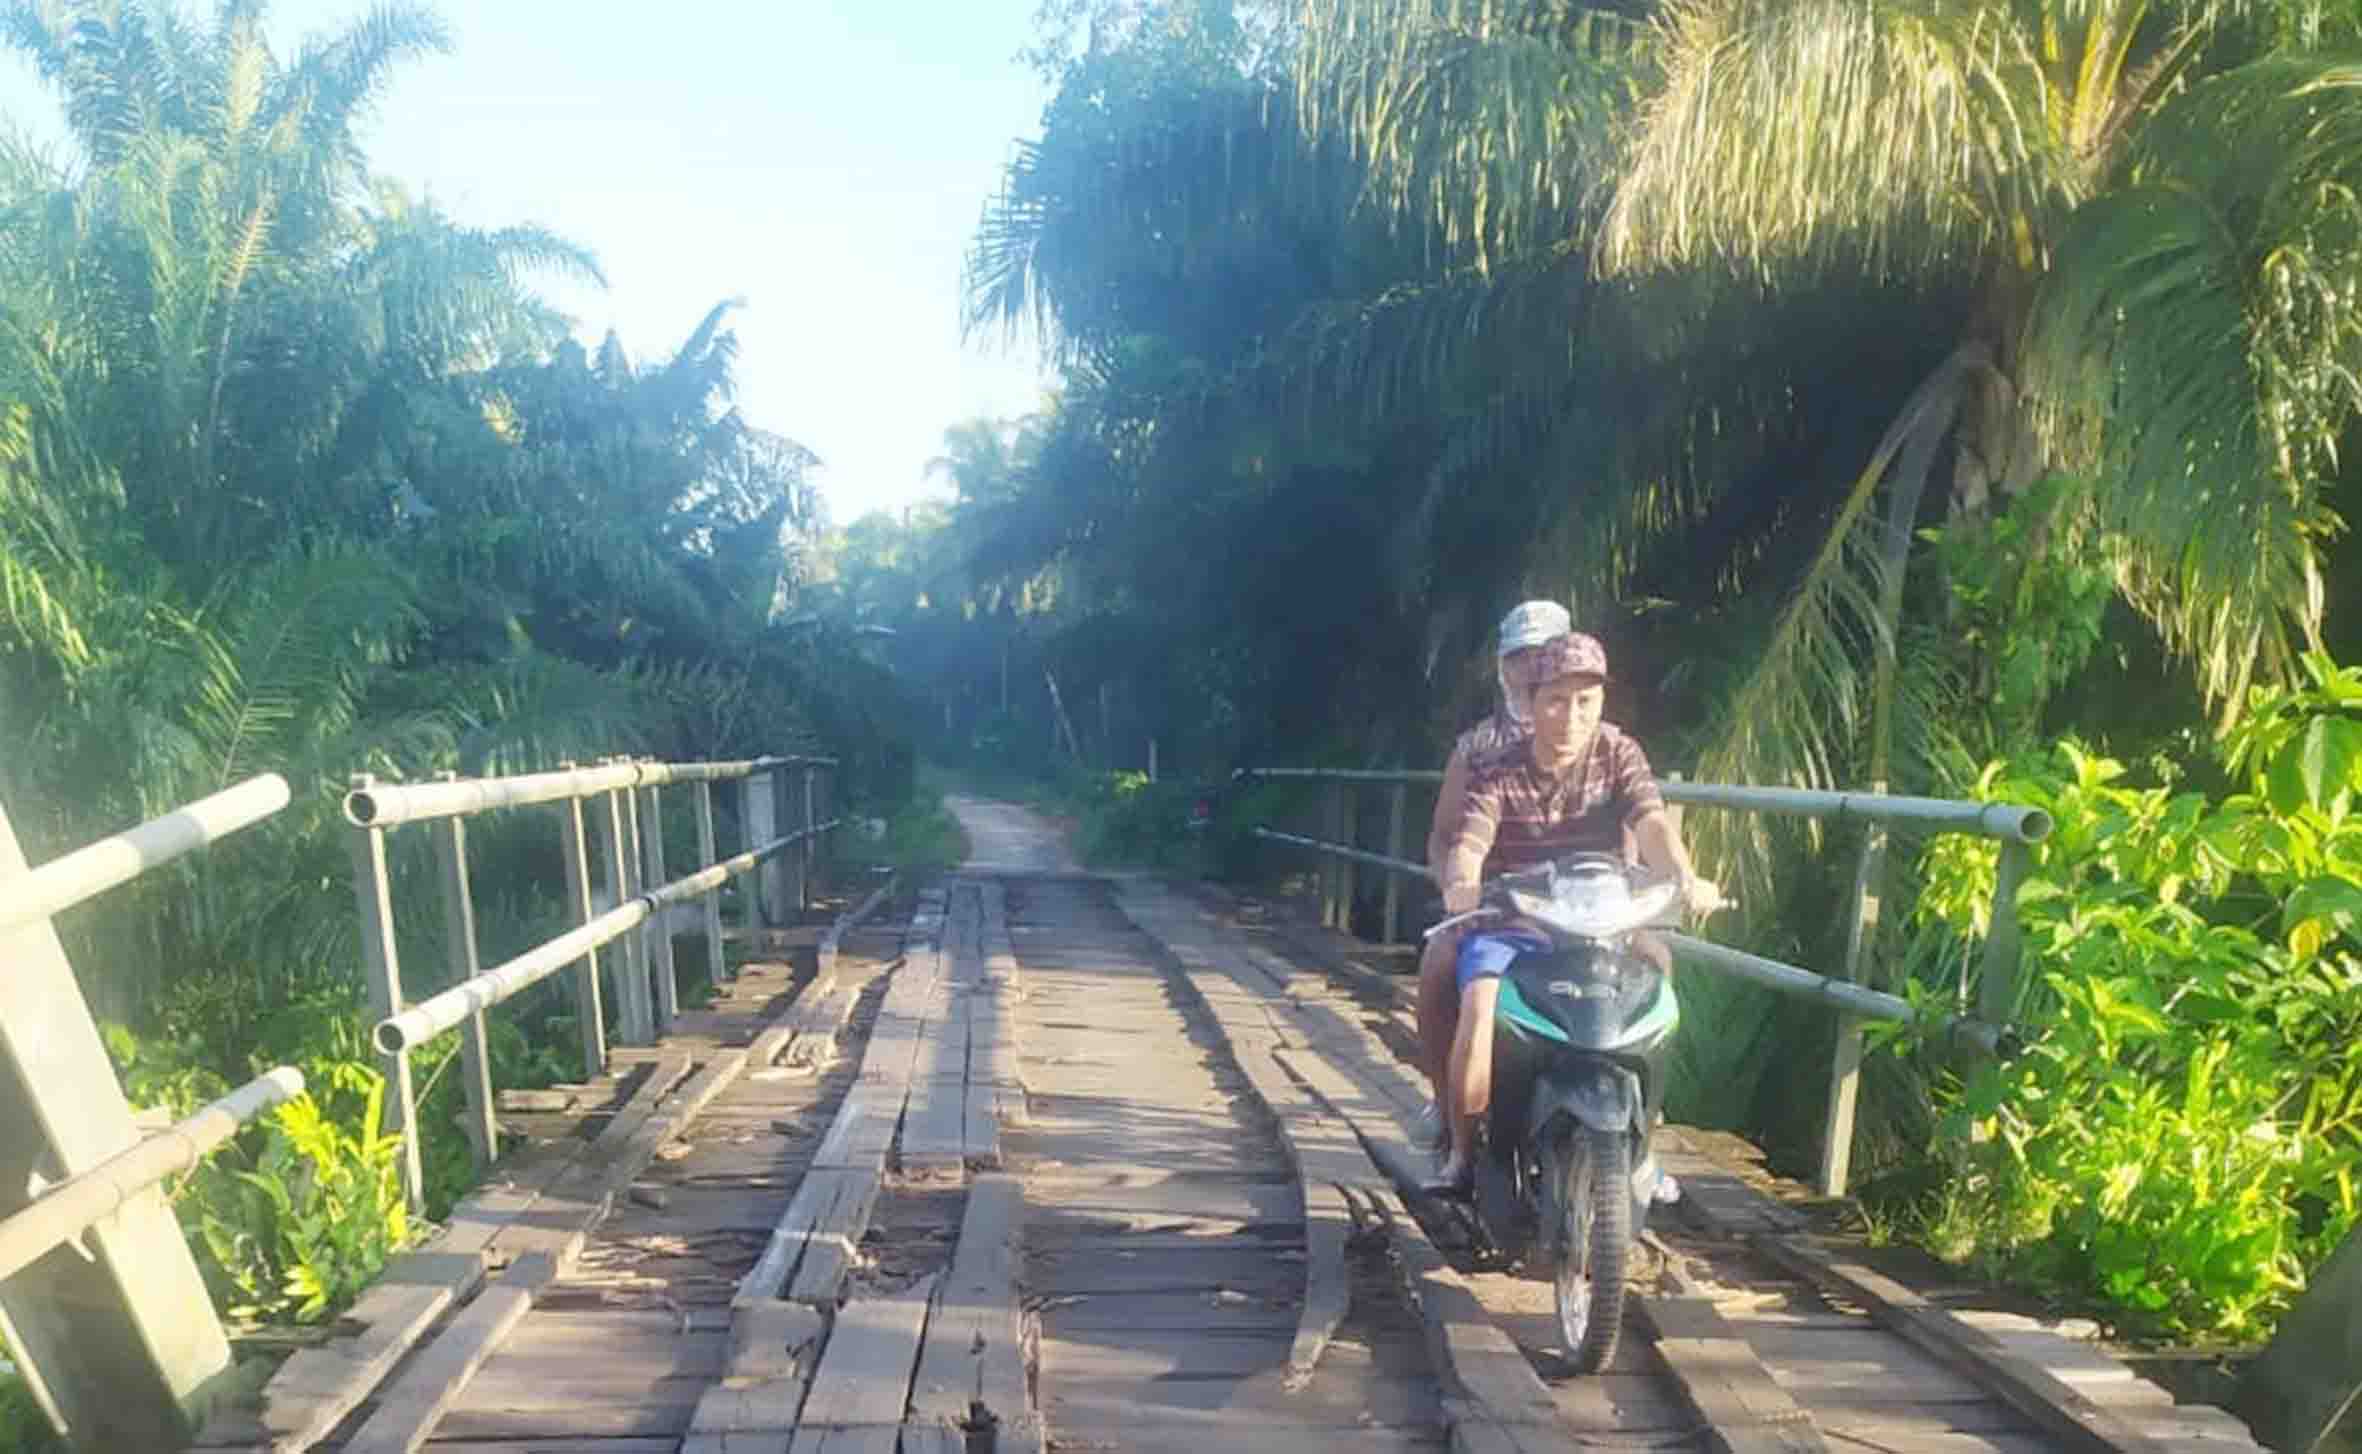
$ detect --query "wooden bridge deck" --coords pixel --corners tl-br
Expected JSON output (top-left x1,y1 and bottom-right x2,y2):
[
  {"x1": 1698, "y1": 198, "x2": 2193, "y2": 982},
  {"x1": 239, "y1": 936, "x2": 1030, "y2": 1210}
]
[{"x1": 195, "y1": 798, "x2": 2270, "y2": 1454}]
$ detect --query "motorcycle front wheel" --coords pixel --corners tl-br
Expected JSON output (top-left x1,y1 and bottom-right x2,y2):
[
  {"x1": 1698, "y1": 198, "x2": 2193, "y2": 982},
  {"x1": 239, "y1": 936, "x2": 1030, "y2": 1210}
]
[{"x1": 1554, "y1": 1123, "x2": 1632, "y2": 1373}]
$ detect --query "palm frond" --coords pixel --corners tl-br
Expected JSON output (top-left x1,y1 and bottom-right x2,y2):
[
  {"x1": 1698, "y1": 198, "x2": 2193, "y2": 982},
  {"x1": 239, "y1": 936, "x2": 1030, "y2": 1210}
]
[
  {"x1": 186, "y1": 537, "x2": 426, "y2": 788},
  {"x1": 1293, "y1": 0, "x2": 1646, "y2": 267},
  {"x1": 1601, "y1": 0, "x2": 2056, "y2": 281},
  {"x1": 2027, "y1": 58, "x2": 2362, "y2": 712},
  {"x1": 1688, "y1": 345, "x2": 1984, "y2": 909}
]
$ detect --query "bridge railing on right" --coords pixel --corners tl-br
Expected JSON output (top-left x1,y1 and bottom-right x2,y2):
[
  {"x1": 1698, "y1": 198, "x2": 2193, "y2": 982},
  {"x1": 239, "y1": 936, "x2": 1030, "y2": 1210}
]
[
  {"x1": 342, "y1": 754, "x2": 840, "y2": 1208},
  {"x1": 1232, "y1": 766, "x2": 2051, "y2": 1196}
]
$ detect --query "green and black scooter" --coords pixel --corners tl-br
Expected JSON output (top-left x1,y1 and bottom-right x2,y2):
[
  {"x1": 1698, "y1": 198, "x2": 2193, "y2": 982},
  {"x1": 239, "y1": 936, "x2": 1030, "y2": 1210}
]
[{"x1": 1427, "y1": 853, "x2": 1694, "y2": 1373}]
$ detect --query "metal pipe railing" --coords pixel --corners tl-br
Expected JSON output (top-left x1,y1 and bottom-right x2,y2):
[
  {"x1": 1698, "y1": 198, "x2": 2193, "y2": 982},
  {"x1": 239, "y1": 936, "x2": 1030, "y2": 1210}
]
[
  {"x1": 1658, "y1": 782, "x2": 2051, "y2": 844},
  {"x1": 0, "y1": 775, "x2": 291, "y2": 935},
  {"x1": 0, "y1": 1068, "x2": 305, "y2": 1285},
  {"x1": 1252, "y1": 827, "x2": 1428, "y2": 878},
  {"x1": 344, "y1": 762, "x2": 642, "y2": 827},
  {"x1": 1235, "y1": 766, "x2": 1447, "y2": 784},
  {"x1": 373, "y1": 821, "x2": 837, "y2": 1056},
  {"x1": 1664, "y1": 933, "x2": 2014, "y2": 1057},
  {"x1": 1247, "y1": 826, "x2": 2012, "y2": 1051},
  {"x1": 1236, "y1": 767, "x2": 2051, "y2": 843},
  {"x1": 347, "y1": 757, "x2": 846, "y2": 827}
]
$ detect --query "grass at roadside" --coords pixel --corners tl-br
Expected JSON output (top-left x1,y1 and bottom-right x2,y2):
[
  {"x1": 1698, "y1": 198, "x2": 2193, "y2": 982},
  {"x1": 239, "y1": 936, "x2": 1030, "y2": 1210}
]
[{"x1": 834, "y1": 779, "x2": 972, "y2": 879}]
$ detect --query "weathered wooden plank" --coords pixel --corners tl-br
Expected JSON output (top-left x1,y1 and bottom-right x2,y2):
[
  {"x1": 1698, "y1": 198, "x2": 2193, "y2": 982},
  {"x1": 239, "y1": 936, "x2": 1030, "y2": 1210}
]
[
  {"x1": 791, "y1": 1274, "x2": 939, "y2": 1432},
  {"x1": 746, "y1": 969, "x2": 835, "y2": 1067},
  {"x1": 735, "y1": 1167, "x2": 885, "y2": 1306},
  {"x1": 817, "y1": 874, "x2": 899, "y2": 980},
  {"x1": 1367, "y1": 1189, "x2": 1564, "y2": 1446},
  {"x1": 1634, "y1": 1296, "x2": 1827, "y2": 1454},
  {"x1": 779, "y1": 977, "x2": 861, "y2": 1070},
  {"x1": 194, "y1": 1252, "x2": 484, "y2": 1451},
  {"x1": 786, "y1": 1168, "x2": 886, "y2": 1304},
  {"x1": 680, "y1": 1301, "x2": 828, "y2": 1446},
  {"x1": 809, "y1": 1079, "x2": 906, "y2": 1171},
  {"x1": 899, "y1": 991, "x2": 971, "y2": 1176},
  {"x1": 339, "y1": 1253, "x2": 556, "y2": 1454},
  {"x1": 428, "y1": 1442, "x2": 678, "y2": 1453},
  {"x1": 786, "y1": 1427, "x2": 903, "y2": 1454},
  {"x1": 908, "y1": 1175, "x2": 1030, "y2": 1436},
  {"x1": 1110, "y1": 881, "x2": 1571, "y2": 1452},
  {"x1": 1753, "y1": 1235, "x2": 2193, "y2": 1454}
]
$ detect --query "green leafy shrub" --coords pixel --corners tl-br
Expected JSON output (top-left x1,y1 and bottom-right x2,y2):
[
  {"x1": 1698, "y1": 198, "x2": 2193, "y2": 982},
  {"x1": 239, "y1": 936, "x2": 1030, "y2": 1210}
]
[
  {"x1": 1895, "y1": 655, "x2": 2362, "y2": 1339},
  {"x1": 189, "y1": 1063, "x2": 413, "y2": 1325},
  {"x1": 0, "y1": 1339, "x2": 62, "y2": 1454},
  {"x1": 1074, "y1": 770, "x2": 1209, "y2": 871}
]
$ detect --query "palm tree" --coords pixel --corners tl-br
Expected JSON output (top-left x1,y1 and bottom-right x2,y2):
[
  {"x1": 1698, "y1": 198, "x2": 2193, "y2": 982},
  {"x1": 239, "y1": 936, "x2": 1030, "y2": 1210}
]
[{"x1": 1290, "y1": 0, "x2": 2362, "y2": 834}]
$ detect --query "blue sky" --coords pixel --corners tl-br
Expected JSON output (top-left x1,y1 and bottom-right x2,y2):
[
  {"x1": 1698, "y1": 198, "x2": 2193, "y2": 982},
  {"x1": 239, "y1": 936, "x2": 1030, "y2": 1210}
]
[{"x1": 0, "y1": 1, "x2": 1057, "y2": 525}]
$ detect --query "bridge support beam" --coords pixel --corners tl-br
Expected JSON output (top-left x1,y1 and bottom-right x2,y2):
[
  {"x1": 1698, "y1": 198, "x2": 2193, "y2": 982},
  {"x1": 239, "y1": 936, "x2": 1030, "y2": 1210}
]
[
  {"x1": 0, "y1": 795, "x2": 235, "y2": 1450},
  {"x1": 1820, "y1": 805, "x2": 1888, "y2": 1199}
]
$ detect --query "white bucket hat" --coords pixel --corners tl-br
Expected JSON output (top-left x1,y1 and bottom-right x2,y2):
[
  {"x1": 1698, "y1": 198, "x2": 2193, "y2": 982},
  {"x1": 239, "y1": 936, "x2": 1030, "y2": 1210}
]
[
  {"x1": 1497, "y1": 600, "x2": 1571, "y2": 655},
  {"x1": 1495, "y1": 599, "x2": 1571, "y2": 725}
]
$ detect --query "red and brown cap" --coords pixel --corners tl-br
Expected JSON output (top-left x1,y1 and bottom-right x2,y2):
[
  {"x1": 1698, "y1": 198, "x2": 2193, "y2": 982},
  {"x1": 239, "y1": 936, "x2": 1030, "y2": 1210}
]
[{"x1": 1505, "y1": 632, "x2": 1609, "y2": 690}]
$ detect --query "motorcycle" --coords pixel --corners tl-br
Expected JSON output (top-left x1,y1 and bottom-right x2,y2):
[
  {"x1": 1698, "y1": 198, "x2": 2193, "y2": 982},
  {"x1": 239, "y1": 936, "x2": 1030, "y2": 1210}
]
[{"x1": 1424, "y1": 852, "x2": 1705, "y2": 1373}]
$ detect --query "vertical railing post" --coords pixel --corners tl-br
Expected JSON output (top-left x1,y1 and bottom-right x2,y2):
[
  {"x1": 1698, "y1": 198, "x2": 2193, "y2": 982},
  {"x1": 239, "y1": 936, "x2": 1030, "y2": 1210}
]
[
  {"x1": 1337, "y1": 782, "x2": 1359, "y2": 938},
  {"x1": 1819, "y1": 790, "x2": 1888, "y2": 1198},
  {"x1": 556, "y1": 763, "x2": 607, "y2": 1079},
  {"x1": 1383, "y1": 781, "x2": 1407, "y2": 944},
  {"x1": 1978, "y1": 838, "x2": 2031, "y2": 1025},
  {"x1": 746, "y1": 769, "x2": 784, "y2": 929},
  {"x1": 696, "y1": 779, "x2": 726, "y2": 989},
  {"x1": 601, "y1": 761, "x2": 653, "y2": 1043},
  {"x1": 430, "y1": 772, "x2": 498, "y2": 1169},
  {"x1": 800, "y1": 765, "x2": 818, "y2": 914},
  {"x1": 779, "y1": 770, "x2": 805, "y2": 922},
  {"x1": 347, "y1": 773, "x2": 424, "y2": 1209},
  {"x1": 640, "y1": 771, "x2": 678, "y2": 1028}
]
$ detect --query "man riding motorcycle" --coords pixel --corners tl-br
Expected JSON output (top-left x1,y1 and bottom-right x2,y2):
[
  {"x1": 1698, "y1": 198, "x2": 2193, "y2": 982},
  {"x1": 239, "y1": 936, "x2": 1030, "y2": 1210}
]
[
  {"x1": 1425, "y1": 631, "x2": 1720, "y2": 1194},
  {"x1": 1409, "y1": 601, "x2": 1572, "y2": 1153}
]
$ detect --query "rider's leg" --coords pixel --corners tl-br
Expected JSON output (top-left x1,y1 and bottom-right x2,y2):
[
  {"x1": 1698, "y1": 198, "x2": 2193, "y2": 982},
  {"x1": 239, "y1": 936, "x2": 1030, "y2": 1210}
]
[
  {"x1": 1432, "y1": 975, "x2": 1501, "y2": 1190},
  {"x1": 1632, "y1": 929, "x2": 1672, "y2": 976},
  {"x1": 1415, "y1": 927, "x2": 1459, "y2": 1096}
]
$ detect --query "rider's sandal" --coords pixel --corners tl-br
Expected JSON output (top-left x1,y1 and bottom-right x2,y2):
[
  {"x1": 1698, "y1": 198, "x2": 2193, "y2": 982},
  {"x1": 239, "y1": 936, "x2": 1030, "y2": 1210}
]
[{"x1": 1420, "y1": 1162, "x2": 1476, "y2": 1200}]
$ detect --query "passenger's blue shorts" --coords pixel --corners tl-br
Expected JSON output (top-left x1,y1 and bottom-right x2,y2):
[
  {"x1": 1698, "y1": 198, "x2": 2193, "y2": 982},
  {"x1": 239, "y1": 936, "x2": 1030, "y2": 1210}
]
[{"x1": 1456, "y1": 929, "x2": 1550, "y2": 993}]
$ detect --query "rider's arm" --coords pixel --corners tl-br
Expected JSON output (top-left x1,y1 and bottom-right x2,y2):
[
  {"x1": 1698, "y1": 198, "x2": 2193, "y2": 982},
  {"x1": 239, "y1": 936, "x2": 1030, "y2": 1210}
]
[
  {"x1": 1618, "y1": 733, "x2": 1717, "y2": 912},
  {"x1": 1631, "y1": 810, "x2": 1699, "y2": 893},
  {"x1": 1439, "y1": 768, "x2": 1503, "y2": 915},
  {"x1": 1426, "y1": 738, "x2": 1473, "y2": 880}
]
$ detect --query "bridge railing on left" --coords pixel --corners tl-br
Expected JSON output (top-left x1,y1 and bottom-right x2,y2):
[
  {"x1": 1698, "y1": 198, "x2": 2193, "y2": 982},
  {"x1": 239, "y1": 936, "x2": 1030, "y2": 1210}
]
[
  {"x1": 341, "y1": 754, "x2": 840, "y2": 1208},
  {"x1": 0, "y1": 775, "x2": 304, "y2": 1448}
]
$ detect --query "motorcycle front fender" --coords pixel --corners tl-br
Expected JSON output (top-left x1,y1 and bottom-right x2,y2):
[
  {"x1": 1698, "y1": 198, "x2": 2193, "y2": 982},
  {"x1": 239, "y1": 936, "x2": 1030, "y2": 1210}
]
[{"x1": 1529, "y1": 1062, "x2": 1641, "y2": 1138}]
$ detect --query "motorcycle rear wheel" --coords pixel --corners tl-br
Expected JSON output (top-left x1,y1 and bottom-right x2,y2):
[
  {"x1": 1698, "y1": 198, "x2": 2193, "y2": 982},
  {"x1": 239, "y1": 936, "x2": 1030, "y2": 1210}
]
[{"x1": 1555, "y1": 1123, "x2": 1632, "y2": 1373}]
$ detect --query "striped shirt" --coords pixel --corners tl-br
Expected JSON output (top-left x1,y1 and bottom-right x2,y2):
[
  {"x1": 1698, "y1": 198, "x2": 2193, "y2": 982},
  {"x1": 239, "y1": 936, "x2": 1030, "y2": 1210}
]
[
  {"x1": 1457, "y1": 713, "x2": 1524, "y2": 761},
  {"x1": 1428, "y1": 713, "x2": 1528, "y2": 861},
  {"x1": 1448, "y1": 723, "x2": 1665, "y2": 878}
]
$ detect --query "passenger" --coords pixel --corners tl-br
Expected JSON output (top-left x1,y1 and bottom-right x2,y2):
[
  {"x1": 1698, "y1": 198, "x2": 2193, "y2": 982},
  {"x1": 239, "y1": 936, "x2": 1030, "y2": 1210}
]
[
  {"x1": 1426, "y1": 632, "x2": 1720, "y2": 1193},
  {"x1": 1408, "y1": 600, "x2": 1571, "y2": 1156}
]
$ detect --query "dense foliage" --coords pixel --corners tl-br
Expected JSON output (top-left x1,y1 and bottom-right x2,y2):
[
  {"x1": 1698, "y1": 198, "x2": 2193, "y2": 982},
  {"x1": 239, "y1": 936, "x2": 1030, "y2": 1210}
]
[
  {"x1": 1895, "y1": 662, "x2": 2362, "y2": 1338},
  {"x1": 0, "y1": 5, "x2": 913, "y2": 1422}
]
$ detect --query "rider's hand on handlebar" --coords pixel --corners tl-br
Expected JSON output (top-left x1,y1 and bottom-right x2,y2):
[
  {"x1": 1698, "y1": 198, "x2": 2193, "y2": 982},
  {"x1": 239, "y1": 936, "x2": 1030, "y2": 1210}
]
[{"x1": 1680, "y1": 873, "x2": 1728, "y2": 917}]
